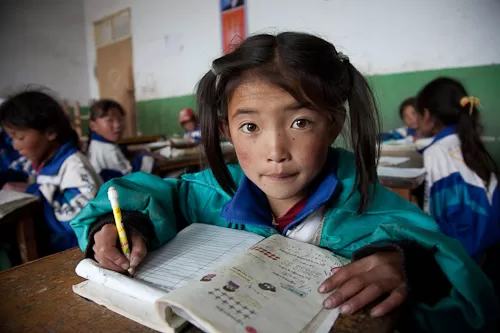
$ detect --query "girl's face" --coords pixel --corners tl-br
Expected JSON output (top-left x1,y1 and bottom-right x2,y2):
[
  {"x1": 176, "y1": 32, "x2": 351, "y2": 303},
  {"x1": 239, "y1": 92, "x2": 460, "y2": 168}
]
[
  {"x1": 4, "y1": 126, "x2": 57, "y2": 165},
  {"x1": 402, "y1": 105, "x2": 420, "y2": 129},
  {"x1": 182, "y1": 120, "x2": 198, "y2": 132},
  {"x1": 90, "y1": 108, "x2": 125, "y2": 142},
  {"x1": 417, "y1": 109, "x2": 437, "y2": 137},
  {"x1": 226, "y1": 78, "x2": 337, "y2": 216}
]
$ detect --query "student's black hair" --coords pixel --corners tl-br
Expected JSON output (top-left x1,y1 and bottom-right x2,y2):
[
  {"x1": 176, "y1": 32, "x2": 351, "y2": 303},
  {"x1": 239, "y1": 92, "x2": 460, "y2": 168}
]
[
  {"x1": 87, "y1": 99, "x2": 125, "y2": 144},
  {"x1": 416, "y1": 77, "x2": 498, "y2": 180},
  {"x1": 399, "y1": 97, "x2": 416, "y2": 119},
  {"x1": 0, "y1": 90, "x2": 80, "y2": 148},
  {"x1": 196, "y1": 32, "x2": 380, "y2": 213}
]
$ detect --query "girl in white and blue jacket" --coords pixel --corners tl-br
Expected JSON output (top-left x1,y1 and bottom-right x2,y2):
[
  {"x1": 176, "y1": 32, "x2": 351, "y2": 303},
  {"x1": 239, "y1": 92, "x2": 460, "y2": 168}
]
[
  {"x1": 416, "y1": 77, "x2": 500, "y2": 264},
  {"x1": 87, "y1": 99, "x2": 154, "y2": 182},
  {"x1": 0, "y1": 91, "x2": 103, "y2": 253}
]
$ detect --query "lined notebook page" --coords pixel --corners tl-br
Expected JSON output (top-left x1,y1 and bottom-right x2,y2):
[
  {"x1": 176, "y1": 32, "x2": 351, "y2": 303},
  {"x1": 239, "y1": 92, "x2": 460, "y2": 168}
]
[{"x1": 135, "y1": 224, "x2": 264, "y2": 292}]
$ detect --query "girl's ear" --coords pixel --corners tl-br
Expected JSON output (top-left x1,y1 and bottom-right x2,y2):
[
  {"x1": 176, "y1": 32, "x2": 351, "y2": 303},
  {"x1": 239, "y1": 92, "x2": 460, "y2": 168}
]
[
  {"x1": 45, "y1": 129, "x2": 57, "y2": 142},
  {"x1": 218, "y1": 118, "x2": 232, "y2": 143},
  {"x1": 89, "y1": 120, "x2": 97, "y2": 132}
]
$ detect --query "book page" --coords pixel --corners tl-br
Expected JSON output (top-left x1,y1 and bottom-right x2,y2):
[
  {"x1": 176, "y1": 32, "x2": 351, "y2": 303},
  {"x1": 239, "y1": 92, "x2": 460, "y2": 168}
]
[
  {"x1": 75, "y1": 224, "x2": 264, "y2": 300},
  {"x1": 135, "y1": 224, "x2": 265, "y2": 292},
  {"x1": 157, "y1": 235, "x2": 349, "y2": 333},
  {"x1": 0, "y1": 190, "x2": 38, "y2": 218}
]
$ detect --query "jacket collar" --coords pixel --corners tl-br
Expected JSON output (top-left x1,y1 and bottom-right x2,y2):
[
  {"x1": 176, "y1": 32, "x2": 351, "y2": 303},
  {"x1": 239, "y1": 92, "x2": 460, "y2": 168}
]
[
  {"x1": 419, "y1": 125, "x2": 457, "y2": 152},
  {"x1": 91, "y1": 132, "x2": 113, "y2": 143},
  {"x1": 37, "y1": 142, "x2": 78, "y2": 176},
  {"x1": 221, "y1": 148, "x2": 339, "y2": 233}
]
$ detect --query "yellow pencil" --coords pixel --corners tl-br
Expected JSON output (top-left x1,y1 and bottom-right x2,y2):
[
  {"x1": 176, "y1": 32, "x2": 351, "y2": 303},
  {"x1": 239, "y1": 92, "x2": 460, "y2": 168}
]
[{"x1": 107, "y1": 186, "x2": 133, "y2": 274}]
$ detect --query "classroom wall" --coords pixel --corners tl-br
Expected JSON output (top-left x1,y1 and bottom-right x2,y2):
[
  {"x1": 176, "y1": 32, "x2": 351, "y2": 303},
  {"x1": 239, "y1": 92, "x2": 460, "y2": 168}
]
[
  {"x1": 82, "y1": 0, "x2": 500, "y2": 155},
  {"x1": 0, "y1": 0, "x2": 90, "y2": 103}
]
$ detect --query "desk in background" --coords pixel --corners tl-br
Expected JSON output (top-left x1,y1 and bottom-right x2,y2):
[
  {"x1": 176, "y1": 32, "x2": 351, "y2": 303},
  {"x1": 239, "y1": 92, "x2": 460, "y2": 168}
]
[
  {"x1": 378, "y1": 150, "x2": 424, "y2": 202},
  {"x1": 1, "y1": 248, "x2": 398, "y2": 333},
  {"x1": 0, "y1": 198, "x2": 41, "y2": 264}
]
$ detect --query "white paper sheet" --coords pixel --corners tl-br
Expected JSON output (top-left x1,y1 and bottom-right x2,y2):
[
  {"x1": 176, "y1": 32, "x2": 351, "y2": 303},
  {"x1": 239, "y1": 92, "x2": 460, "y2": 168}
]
[
  {"x1": 377, "y1": 166, "x2": 426, "y2": 178},
  {"x1": 378, "y1": 156, "x2": 410, "y2": 166}
]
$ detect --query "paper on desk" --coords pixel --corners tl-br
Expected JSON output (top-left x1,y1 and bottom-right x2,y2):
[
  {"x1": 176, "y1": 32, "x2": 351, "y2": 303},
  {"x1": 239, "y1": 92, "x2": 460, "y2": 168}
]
[
  {"x1": 0, "y1": 190, "x2": 38, "y2": 219},
  {"x1": 378, "y1": 156, "x2": 410, "y2": 166},
  {"x1": 377, "y1": 166, "x2": 426, "y2": 178}
]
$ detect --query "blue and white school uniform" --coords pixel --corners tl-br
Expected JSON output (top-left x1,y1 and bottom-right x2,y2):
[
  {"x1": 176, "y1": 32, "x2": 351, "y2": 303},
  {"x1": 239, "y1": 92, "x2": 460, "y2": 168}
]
[
  {"x1": 26, "y1": 142, "x2": 102, "y2": 252},
  {"x1": 422, "y1": 125, "x2": 500, "y2": 260},
  {"x1": 0, "y1": 128, "x2": 31, "y2": 184},
  {"x1": 380, "y1": 127, "x2": 417, "y2": 142},
  {"x1": 87, "y1": 133, "x2": 155, "y2": 182},
  {"x1": 184, "y1": 125, "x2": 201, "y2": 143}
]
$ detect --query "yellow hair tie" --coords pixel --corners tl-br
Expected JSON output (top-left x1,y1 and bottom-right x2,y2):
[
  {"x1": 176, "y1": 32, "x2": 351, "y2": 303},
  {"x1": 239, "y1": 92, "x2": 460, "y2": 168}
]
[{"x1": 460, "y1": 96, "x2": 480, "y2": 115}]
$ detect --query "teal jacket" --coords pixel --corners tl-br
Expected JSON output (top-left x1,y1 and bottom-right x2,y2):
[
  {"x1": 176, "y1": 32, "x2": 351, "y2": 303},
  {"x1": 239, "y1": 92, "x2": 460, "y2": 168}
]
[{"x1": 71, "y1": 148, "x2": 498, "y2": 332}]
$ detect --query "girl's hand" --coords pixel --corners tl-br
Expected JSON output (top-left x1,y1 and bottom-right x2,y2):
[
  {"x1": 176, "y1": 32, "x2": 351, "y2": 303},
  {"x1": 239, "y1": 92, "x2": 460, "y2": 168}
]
[
  {"x1": 319, "y1": 252, "x2": 407, "y2": 317},
  {"x1": 3, "y1": 182, "x2": 29, "y2": 192},
  {"x1": 92, "y1": 224, "x2": 148, "y2": 274}
]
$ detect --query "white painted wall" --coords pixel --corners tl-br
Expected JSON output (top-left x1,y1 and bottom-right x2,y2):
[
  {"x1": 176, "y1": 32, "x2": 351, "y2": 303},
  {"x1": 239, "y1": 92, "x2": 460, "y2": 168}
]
[
  {"x1": 0, "y1": 0, "x2": 90, "y2": 103},
  {"x1": 83, "y1": 0, "x2": 500, "y2": 101}
]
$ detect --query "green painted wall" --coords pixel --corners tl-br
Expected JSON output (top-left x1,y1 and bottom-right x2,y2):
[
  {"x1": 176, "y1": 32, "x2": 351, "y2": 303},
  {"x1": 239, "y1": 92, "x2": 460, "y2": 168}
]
[{"x1": 78, "y1": 64, "x2": 500, "y2": 160}]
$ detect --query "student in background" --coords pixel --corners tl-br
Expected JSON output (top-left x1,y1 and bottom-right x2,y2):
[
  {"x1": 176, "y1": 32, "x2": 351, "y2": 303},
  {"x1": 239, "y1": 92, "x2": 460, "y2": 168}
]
[
  {"x1": 379, "y1": 97, "x2": 422, "y2": 142},
  {"x1": 87, "y1": 99, "x2": 155, "y2": 182},
  {"x1": 71, "y1": 33, "x2": 497, "y2": 332},
  {"x1": 416, "y1": 77, "x2": 500, "y2": 263},
  {"x1": 0, "y1": 98, "x2": 29, "y2": 187},
  {"x1": 178, "y1": 108, "x2": 201, "y2": 143},
  {"x1": 0, "y1": 91, "x2": 102, "y2": 253}
]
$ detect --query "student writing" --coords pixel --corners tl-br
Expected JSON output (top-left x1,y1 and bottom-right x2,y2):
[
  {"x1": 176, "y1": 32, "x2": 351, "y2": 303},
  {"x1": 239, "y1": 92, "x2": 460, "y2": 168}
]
[
  {"x1": 0, "y1": 91, "x2": 103, "y2": 253},
  {"x1": 71, "y1": 33, "x2": 498, "y2": 332},
  {"x1": 87, "y1": 99, "x2": 155, "y2": 182}
]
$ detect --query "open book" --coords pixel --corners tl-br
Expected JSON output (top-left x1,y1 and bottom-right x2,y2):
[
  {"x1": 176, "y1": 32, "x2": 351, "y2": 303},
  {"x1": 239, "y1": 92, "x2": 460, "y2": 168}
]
[
  {"x1": 73, "y1": 224, "x2": 348, "y2": 333},
  {"x1": 0, "y1": 190, "x2": 38, "y2": 219}
]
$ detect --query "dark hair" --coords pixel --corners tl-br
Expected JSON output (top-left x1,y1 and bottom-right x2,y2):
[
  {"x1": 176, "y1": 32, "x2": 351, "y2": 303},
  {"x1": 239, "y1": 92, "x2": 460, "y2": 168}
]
[
  {"x1": 399, "y1": 97, "x2": 416, "y2": 119},
  {"x1": 88, "y1": 99, "x2": 125, "y2": 144},
  {"x1": 197, "y1": 32, "x2": 380, "y2": 213},
  {"x1": 89, "y1": 99, "x2": 125, "y2": 121},
  {"x1": 0, "y1": 91, "x2": 80, "y2": 148},
  {"x1": 416, "y1": 77, "x2": 498, "y2": 180}
]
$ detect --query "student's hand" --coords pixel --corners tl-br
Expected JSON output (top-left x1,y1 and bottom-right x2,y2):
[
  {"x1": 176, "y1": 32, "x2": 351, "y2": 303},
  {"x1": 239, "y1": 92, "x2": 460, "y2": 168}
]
[
  {"x1": 92, "y1": 224, "x2": 148, "y2": 274},
  {"x1": 319, "y1": 252, "x2": 407, "y2": 317},
  {"x1": 2, "y1": 182, "x2": 29, "y2": 192}
]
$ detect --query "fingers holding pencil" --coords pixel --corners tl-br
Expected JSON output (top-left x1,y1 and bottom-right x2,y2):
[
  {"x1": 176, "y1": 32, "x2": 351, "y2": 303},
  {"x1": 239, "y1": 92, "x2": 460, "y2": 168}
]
[{"x1": 93, "y1": 224, "x2": 148, "y2": 274}]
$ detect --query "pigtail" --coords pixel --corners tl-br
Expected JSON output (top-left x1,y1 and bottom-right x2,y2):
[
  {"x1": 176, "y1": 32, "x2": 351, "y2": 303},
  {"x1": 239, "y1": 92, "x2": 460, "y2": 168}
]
[
  {"x1": 197, "y1": 70, "x2": 237, "y2": 196},
  {"x1": 345, "y1": 64, "x2": 380, "y2": 212},
  {"x1": 456, "y1": 101, "x2": 498, "y2": 180}
]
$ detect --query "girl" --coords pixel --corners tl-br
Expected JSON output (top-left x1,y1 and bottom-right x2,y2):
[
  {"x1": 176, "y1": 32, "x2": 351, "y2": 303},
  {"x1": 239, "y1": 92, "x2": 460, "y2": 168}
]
[
  {"x1": 0, "y1": 91, "x2": 102, "y2": 253},
  {"x1": 87, "y1": 99, "x2": 155, "y2": 182},
  {"x1": 178, "y1": 107, "x2": 201, "y2": 143},
  {"x1": 380, "y1": 97, "x2": 422, "y2": 142},
  {"x1": 416, "y1": 77, "x2": 500, "y2": 262},
  {"x1": 70, "y1": 33, "x2": 497, "y2": 332}
]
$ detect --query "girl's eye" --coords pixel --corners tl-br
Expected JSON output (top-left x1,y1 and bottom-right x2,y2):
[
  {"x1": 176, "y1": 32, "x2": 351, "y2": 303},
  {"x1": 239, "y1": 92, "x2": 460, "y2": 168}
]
[
  {"x1": 240, "y1": 123, "x2": 259, "y2": 133},
  {"x1": 291, "y1": 119, "x2": 311, "y2": 129}
]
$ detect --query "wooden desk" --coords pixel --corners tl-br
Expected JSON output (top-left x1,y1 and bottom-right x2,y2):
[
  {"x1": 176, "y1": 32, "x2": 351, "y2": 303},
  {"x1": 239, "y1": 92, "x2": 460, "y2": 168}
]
[
  {"x1": 117, "y1": 135, "x2": 166, "y2": 146},
  {"x1": 0, "y1": 199, "x2": 41, "y2": 263},
  {"x1": 378, "y1": 150, "x2": 424, "y2": 202},
  {"x1": 1, "y1": 248, "x2": 396, "y2": 333},
  {"x1": 153, "y1": 150, "x2": 238, "y2": 176}
]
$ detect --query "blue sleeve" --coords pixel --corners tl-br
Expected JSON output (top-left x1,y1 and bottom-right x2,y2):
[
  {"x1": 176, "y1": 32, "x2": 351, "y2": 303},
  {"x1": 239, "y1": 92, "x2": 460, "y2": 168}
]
[{"x1": 429, "y1": 172, "x2": 500, "y2": 260}]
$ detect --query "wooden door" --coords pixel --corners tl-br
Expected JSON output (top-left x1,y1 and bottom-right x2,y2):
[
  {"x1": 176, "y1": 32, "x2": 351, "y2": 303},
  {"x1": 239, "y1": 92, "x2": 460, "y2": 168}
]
[{"x1": 94, "y1": 9, "x2": 137, "y2": 137}]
